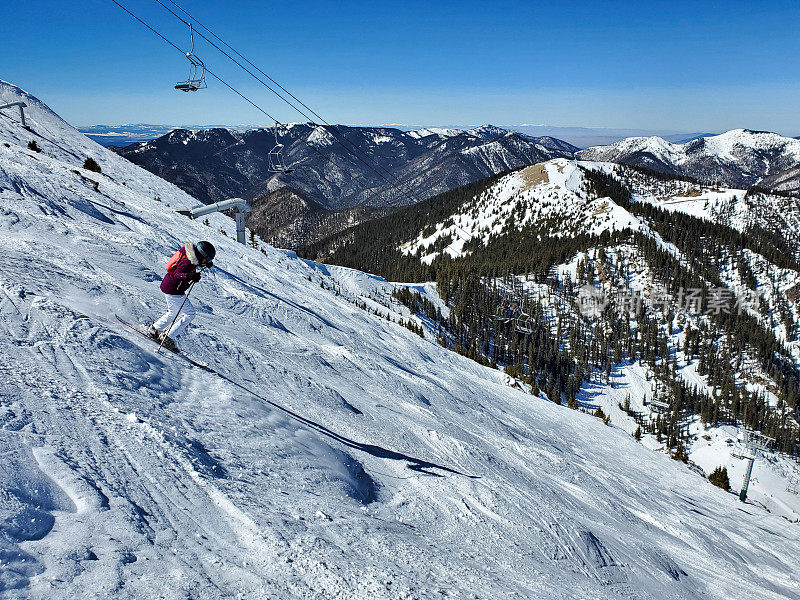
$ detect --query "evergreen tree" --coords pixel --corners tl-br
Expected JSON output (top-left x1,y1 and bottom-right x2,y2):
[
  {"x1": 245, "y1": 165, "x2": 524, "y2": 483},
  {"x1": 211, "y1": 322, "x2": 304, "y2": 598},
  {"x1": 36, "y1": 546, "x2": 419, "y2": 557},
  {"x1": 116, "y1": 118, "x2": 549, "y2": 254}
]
[
  {"x1": 83, "y1": 157, "x2": 101, "y2": 173},
  {"x1": 708, "y1": 466, "x2": 730, "y2": 491}
]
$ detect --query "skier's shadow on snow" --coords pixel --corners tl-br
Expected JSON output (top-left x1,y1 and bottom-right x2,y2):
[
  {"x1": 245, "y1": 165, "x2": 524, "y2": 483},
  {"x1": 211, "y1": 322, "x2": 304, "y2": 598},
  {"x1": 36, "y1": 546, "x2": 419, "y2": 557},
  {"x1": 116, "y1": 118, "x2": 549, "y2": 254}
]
[
  {"x1": 200, "y1": 268, "x2": 475, "y2": 477},
  {"x1": 208, "y1": 368, "x2": 478, "y2": 479}
]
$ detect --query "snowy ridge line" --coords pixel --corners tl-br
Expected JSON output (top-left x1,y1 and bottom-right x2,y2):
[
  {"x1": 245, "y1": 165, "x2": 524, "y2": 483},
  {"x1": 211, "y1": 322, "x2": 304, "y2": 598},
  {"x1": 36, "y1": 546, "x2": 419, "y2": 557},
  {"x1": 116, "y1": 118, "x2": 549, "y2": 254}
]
[{"x1": 400, "y1": 159, "x2": 645, "y2": 263}]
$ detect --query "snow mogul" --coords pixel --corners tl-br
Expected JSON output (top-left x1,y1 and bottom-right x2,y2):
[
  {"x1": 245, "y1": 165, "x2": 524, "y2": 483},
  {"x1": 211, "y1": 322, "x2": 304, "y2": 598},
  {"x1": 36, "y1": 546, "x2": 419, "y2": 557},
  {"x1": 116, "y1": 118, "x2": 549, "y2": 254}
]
[{"x1": 148, "y1": 241, "x2": 215, "y2": 351}]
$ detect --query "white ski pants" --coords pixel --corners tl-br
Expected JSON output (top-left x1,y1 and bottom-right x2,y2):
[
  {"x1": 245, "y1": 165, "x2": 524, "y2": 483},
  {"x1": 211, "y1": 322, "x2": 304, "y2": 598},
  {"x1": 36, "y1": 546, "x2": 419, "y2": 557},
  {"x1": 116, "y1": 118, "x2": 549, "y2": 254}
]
[{"x1": 153, "y1": 293, "x2": 196, "y2": 338}]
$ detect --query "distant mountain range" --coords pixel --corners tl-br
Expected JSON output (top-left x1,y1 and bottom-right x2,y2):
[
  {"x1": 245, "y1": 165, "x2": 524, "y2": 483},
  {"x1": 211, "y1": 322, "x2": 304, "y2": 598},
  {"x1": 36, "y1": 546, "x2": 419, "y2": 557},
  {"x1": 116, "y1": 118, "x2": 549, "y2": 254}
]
[
  {"x1": 577, "y1": 129, "x2": 800, "y2": 189},
  {"x1": 106, "y1": 124, "x2": 800, "y2": 249},
  {"x1": 111, "y1": 124, "x2": 577, "y2": 247},
  {"x1": 506, "y1": 126, "x2": 717, "y2": 148},
  {"x1": 113, "y1": 124, "x2": 577, "y2": 208},
  {"x1": 80, "y1": 124, "x2": 729, "y2": 149},
  {"x1": 78, "y1": 124, "x2": 198, "y2": 147}
]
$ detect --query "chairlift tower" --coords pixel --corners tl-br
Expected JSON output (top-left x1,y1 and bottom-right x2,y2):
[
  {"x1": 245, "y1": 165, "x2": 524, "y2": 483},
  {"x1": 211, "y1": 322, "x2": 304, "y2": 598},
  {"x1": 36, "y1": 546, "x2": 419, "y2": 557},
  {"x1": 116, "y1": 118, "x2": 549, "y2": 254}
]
[
  {"x1": 732, "y1": 429, "x2": 775, "y2": 502},
  {"x1": 0, "y1": 101, "x2": 27, "y2": 127},
  {"x1": 177, "y1": 198, "x2": 251, "y2": 245},
  {"x1": 787, "y1": 474, "x2": 800, "y2": 496},
  {"x1": 514, "y1": 313, "x2": 534, "y2": 334}
]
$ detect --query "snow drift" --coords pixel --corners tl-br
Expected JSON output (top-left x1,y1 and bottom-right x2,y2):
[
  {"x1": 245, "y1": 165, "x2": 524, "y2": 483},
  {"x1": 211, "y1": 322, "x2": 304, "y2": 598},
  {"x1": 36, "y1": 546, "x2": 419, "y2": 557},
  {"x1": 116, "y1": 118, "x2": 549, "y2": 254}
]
[{"x1": 1, "y1": 80, "x2": 799, "y2": 599}]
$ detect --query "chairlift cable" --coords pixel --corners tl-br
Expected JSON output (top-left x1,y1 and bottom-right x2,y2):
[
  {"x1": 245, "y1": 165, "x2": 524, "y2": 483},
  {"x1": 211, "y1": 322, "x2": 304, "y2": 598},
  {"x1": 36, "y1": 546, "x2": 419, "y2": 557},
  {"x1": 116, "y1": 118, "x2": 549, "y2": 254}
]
[
  {"x1": 206, "y1": 74, "x2": 406, "y2": 207},
  {"x1": 164, "y1": 0, "x2": 356, "y2": 140},
  {"x1": 110, "y1": 0, "x2": 192, "y2": 59},
  {"x1": 154, "y1": 0, "x2": 420, "y2": 206},
  {"x1": 159, "y1": 0, "x2": 419, "y2": 205},
  {"x1": 109, "y1": 0, "x2": 410, "y2": 207}
]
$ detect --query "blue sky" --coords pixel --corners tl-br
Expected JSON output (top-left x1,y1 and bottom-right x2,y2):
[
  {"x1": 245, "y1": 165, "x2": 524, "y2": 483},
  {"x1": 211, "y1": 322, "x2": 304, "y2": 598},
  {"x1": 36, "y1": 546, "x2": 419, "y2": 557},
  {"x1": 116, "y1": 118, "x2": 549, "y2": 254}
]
[{"x1": 2, "y1": 0, "x2": 798, "y2": 133}]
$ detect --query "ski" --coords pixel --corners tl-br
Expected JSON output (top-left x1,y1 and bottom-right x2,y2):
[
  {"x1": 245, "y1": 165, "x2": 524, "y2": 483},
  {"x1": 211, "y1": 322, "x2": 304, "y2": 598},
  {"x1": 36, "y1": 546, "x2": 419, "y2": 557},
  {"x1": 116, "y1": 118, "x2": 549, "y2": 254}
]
[{"x1": 114, "y1": 314, "x2": 210, "y2": 371}]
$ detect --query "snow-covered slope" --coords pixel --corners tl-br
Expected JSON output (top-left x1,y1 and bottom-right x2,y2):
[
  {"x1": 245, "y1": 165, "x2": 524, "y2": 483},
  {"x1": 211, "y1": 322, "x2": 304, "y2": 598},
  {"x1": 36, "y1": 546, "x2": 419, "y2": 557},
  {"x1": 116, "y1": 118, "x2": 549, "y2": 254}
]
[
  {"x1": 758, "y1": 163, "x2": 800, "y2": 193},
  {"x1": 2, "y1": 81, "x2": 800, "y2": 599},
  {"x1": 612, "y1": 164, "x2": 800, "y2": 259},
  {"x1": 577, "y1": 129, "x2": 800, "y2": 188}
]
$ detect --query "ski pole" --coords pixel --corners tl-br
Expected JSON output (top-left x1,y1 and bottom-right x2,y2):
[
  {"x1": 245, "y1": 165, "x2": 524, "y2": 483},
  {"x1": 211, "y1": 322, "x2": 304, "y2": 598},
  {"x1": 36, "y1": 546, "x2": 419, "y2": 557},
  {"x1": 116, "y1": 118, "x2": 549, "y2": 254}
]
[{"x1": 157, "y1": 280, "x2": 196, "y2": 353}]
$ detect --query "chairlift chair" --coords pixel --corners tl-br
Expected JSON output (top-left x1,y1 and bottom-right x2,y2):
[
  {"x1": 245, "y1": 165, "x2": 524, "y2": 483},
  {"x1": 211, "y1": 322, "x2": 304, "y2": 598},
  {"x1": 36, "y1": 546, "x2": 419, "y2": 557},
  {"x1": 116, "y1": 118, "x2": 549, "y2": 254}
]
[
  {"x1": 175, "y1": 24, "x2": 207, "y2": 92},
  {"x1": 494, "y1": 297, "x2": 519, "y2": 323},
  {"x1": 649, "y1": 399, "x2": 671, "y2": 414},
  {"x1": 494, "y1": 296, "x2": 534, "y2": 333},
  {"x1": 748, "y1": 431, "x2": 775, "y2": 452},
  {"x1": 268, "y1": 122, "x2": 295, "y2": 174},
  {"x1": 514, "y1": 313, "x2": 534, "y2": 334}
]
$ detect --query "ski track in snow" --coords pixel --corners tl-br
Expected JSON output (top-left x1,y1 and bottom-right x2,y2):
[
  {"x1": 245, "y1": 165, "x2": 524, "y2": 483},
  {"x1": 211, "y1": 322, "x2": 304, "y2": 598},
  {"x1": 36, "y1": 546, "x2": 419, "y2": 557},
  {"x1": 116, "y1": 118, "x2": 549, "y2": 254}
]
[{"x1": 0, "y1": 80, "x2": 800, "y2": 599}]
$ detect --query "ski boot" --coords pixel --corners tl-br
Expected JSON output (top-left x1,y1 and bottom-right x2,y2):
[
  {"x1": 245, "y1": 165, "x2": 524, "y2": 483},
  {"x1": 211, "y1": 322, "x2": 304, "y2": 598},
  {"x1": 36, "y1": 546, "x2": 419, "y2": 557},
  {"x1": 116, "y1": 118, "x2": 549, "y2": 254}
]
[{"x1": 159, "y1": 334, "x2": 179, "y2": 353}]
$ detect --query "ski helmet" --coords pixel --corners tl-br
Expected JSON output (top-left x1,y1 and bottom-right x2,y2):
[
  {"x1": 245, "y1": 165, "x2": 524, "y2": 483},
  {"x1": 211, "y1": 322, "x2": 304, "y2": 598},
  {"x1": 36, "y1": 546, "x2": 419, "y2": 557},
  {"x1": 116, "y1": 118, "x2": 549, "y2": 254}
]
[{"x1": 195, "y1": 241, "x2": 216, "y2": 264}]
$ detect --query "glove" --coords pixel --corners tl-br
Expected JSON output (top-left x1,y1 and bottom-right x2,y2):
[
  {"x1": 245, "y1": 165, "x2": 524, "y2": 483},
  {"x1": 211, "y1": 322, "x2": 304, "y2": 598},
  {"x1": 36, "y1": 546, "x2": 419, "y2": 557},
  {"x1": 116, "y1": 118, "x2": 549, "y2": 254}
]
[{"x1": 189, "y1": 272, "x2": 202, "y2": 283}]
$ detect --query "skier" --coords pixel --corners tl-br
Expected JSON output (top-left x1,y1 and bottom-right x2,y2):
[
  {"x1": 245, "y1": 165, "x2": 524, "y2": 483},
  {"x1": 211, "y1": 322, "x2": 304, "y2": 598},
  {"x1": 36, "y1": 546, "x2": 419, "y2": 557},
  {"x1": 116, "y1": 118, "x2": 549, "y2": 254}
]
[{"x1": 148, "y1": 241, "x2": 215, "y2": 351}]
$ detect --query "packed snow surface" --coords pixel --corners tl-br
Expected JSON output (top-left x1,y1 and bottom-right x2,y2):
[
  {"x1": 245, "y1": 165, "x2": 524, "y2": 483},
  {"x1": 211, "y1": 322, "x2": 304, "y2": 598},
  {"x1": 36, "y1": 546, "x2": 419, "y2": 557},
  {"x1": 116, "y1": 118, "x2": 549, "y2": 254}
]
[{"x1": 2, "y1": 81, "x2": 800, "y2": 599}]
